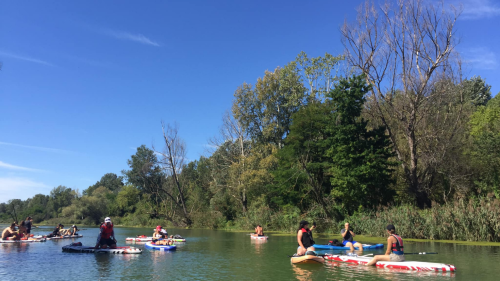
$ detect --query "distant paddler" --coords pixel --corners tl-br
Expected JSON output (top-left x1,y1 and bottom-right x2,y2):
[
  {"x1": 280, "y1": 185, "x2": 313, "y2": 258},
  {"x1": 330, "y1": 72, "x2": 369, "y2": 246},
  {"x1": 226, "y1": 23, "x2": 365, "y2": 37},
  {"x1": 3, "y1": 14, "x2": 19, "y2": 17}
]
[
  {"x1": 252, "y1": 225, "x2": 264, "y2": 237},
  {"x1": 95, "y1": 217, "x2": 117, "y2": 249},
  {"x1": 366, "y1": 224, "x2": 405, "y2": 266}
]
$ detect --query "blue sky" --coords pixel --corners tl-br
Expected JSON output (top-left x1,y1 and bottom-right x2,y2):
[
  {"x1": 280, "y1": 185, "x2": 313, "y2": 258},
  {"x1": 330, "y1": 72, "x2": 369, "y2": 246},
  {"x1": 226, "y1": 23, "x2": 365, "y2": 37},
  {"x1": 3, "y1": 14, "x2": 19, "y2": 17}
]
[{"x1": 1, "y1": 0, "x2": 499, "y2": 203}]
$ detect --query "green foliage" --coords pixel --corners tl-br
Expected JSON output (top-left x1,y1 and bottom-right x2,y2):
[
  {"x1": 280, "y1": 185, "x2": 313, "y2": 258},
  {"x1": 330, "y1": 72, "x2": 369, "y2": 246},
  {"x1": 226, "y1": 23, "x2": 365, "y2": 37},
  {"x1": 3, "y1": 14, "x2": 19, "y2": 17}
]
[
  {"x1": 469, "y1": 95, "x2": 500, "y2": 196},
  {"x1": 327, "y1": 75, "x2": 395, "y2": 214},
  {"x1": 84, "y1": 173, "x2": 124, "y2": 196}
]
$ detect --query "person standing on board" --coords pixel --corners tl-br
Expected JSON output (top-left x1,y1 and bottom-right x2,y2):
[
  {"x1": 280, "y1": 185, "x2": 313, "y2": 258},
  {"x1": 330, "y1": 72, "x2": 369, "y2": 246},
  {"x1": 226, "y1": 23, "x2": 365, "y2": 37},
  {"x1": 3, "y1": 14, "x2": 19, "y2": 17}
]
[
  {"x1": 341, "y1": 222, "x2": 363, "y2": 252},
  {"x1": 296, "y1": 220, "x2": 316, "y2": 256},
  {"x1": 366, "y1": 224, "x2": 405, "y2": 266},
  {"x1": 95, "y1": 217, "x2": 117, "y2": 249},
  {"x1": 24, "y1": 216, "x2": 34, "y2": 235}
]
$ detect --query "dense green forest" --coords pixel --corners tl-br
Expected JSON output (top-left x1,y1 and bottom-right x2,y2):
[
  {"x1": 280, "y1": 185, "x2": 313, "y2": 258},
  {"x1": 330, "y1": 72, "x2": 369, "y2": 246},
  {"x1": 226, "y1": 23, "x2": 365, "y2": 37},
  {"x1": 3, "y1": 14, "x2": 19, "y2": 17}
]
[{"x1": 2, "y1": 1, "x2": 500, "y2": 241}]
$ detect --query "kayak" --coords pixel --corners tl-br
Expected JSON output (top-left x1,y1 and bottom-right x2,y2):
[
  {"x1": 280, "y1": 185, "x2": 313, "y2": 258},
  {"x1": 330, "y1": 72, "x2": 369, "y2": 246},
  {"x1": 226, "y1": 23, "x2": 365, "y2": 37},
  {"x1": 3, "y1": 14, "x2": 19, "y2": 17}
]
[
  {"x1": 0, "y1": 238, "x2": 47, "y2": 243},
  {"x1": 313, "y1": 243, "x2": 384, "y2": 250},
  {"x1": 46, "y1": 235, "x2": 83, "y2": 240},
  {"x1": 145, "y1": 242, "x2": 177, "y2": 251},
  {"x1": 250, "y1": 235, "x2": 268, "y2": 240},
  {"x1": 62, "y1": 244, "x2": 142, "y2": 254},
  {"x1": 290, "y1": 254, "x2": 324, "y2": 264},
  {"x1": 126, "y1": 237, "x2": 186, "y2": 242},
  {"x1": 324, "y1": 254, "x2": 456, "y2": 272}
]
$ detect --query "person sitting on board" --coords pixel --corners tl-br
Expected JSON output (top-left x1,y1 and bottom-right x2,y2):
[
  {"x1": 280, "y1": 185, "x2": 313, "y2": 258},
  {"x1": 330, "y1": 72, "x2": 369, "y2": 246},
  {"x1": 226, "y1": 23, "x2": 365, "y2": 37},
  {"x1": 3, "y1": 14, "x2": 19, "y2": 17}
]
[
  {"x1": 341, "y1": 222, "x2": 363, "y2": 252},
  {"x1": 95, "y1": 217, "x2": 117, "y2": 249},
  {"x1": 296, "y1": 220, "x2": 316, "y2": 256},
  {"x1": 69, "y1": 225, "x2": 79, "y2": 236},
  {"x1": 253, "y1": 225, "x2": 264, "y2": 237},
  {"x1": 17, "y1": 221, "x2": 29, "y2": 239},
  {"x1": 153, "y1": 238, "x2": 174, "y2": 246},
  {"x1": 160, "y1": 226, "x2": 168, "y2": 237},
  {"x1": 153, "y1": 226, "x2": 164, "y2": 239},
  {"x1": 366, "y1": 224, "x2": 405, "y2": 266},
  {"x1": 48, "y1": 224, "x2": 64, "y2": 237},
  {"x1": 2, "y1": 223, "x2": 20, "y2": 240}
]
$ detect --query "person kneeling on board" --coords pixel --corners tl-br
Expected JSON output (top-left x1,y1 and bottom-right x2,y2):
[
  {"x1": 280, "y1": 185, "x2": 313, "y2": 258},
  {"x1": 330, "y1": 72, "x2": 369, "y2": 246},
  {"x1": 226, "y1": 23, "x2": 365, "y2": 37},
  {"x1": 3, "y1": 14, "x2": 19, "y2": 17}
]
[
  {"x1": 95, "y1": 217, "x2": 117, "y2": 249},
  {"x1": 2, "y1": 223, "x2": 20, "y2": 240},
  {"x1": 366, "y1": 224, "x2": 405, "y2": 266},
  {"x1": 296, "y1": 220, "x2": 316, "y2": 256},
  {"x1": 341, "y1": 222, "x2": 363, "y2": 253}
]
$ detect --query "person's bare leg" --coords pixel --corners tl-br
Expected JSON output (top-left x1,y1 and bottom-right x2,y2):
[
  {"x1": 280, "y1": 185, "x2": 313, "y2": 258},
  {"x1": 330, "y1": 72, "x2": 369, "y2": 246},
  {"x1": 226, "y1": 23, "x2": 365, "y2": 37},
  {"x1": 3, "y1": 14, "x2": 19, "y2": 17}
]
[
  {"x1": 366, "y1": 255, "x2": 390, "y2": 266},
  {"x1": 101, "y1": 244, "x2": 108, "y2": 249},
  {"x1": 354, "y1": 242, "x2": 363, "y2": 253},
  {"x1": 297, "y1": 247, "x2": 307, "y2": 256},
  {"x1": 345, "y1": 242, "x2": 355, "y2": 252}
]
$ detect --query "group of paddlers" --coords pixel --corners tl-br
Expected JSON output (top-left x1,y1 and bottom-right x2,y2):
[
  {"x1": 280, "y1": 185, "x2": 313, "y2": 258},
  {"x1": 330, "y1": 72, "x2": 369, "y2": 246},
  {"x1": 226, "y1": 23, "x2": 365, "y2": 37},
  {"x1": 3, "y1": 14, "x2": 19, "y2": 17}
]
[
  {"x1": 296, "y1": 221, "x2": 405, "y2": 266},
  {"x1": 1, "y1": 217, "x2": 36, "y2": 240}
]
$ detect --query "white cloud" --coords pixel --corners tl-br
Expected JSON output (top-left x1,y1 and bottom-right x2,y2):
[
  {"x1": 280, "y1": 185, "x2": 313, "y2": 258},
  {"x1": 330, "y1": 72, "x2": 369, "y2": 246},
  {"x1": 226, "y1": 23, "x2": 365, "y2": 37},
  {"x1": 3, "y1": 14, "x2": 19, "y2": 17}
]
[
  {"x1": 0, "y1": 161, "x2": 44, "y2": 172},
  {"x1": 104, "y1": 29, "x2": 160, "y2": 47},
  {"x1": 459, "y1": 0, "x2": 500, "y2": 19},
  {"x1": 0, "y1": 51, "x2": 54, "y2": 66},
  {"x1": 0, "y1": 141, "x2": 73, "y2": 154},
  {"x1": 0, "y1": 177, "x2": 49, "y2": 202},
  {"x1": 464, "y1": 47, "x2": 498, "y2": 70}
]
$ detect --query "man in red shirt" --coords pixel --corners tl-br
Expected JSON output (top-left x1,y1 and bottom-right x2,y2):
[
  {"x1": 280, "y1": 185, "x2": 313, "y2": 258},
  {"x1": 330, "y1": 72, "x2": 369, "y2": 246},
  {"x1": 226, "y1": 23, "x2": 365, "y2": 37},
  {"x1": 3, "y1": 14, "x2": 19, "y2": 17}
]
[{"x1": 95, "y1": 217, "x2": 117, "y2": 249}]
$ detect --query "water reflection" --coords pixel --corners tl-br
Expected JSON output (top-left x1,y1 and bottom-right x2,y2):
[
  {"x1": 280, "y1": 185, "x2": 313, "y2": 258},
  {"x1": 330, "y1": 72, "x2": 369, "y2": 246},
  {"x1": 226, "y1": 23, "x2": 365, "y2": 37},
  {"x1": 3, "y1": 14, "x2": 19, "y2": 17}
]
[{"x1": 251, "y1": 238, "x2": 267, "y2": 254}]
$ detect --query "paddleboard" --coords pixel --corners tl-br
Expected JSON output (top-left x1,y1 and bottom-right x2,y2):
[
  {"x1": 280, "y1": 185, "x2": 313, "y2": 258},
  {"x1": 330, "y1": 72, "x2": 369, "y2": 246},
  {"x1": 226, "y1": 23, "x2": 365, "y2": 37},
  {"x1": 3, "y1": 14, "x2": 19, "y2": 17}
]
[
  {"x1": 250, "y1": 235, "x2": 268, "y2": 240},
  {"x1": 314, "y1": 243, "x2": 384, "y2": 250},
  {"x1": 46, "y1": 235, "x2": 83, "y2": 240},
  {"x1": 126, "y1": 237, "x2": 186, "y2": 242},
  {"x1": 145, "y1": 242, "x2": 177, "y2": 251},
  {"x1": 0, "y1": 238, "x2": 47, "y2": 243},
  {"x1": 324, "y1": 254, "x2": 456, "y2": 272},
  {"x1": 290, "y1": 254, "x2": 324, "y2": 264},
  {"x1": 62, "y1": 244, "x2": 142, "y2": 254}
]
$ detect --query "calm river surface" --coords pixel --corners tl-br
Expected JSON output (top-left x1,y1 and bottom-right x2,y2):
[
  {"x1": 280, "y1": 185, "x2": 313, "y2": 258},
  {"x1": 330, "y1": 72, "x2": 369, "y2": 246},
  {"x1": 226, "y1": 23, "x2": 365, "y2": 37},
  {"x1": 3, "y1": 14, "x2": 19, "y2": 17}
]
[{"x1": 1, "y1": 225, "x2": 499, "y2": 280}]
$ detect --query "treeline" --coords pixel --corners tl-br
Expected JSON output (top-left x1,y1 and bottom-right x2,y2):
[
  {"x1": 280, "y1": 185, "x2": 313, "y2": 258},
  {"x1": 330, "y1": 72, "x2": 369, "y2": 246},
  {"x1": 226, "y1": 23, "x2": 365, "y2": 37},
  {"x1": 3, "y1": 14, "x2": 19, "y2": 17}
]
[{"x1": 2, "y1": 0, "x2": 499, "y2": 241}]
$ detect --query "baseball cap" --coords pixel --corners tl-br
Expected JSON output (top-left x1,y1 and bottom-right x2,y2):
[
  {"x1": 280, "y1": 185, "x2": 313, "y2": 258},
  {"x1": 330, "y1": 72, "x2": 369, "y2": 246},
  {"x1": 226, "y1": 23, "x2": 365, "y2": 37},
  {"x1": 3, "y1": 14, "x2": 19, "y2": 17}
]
[{"x1": 105, "y1": 217, "x2": 112, "y2": 223}]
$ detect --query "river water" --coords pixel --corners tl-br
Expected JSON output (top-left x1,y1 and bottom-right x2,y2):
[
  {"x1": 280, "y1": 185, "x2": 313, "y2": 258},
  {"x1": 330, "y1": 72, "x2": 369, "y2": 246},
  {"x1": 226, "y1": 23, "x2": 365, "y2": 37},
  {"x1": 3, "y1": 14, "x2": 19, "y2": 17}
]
[{"x1": 1, "y1": 225, "x2": 499, "y2": 280}]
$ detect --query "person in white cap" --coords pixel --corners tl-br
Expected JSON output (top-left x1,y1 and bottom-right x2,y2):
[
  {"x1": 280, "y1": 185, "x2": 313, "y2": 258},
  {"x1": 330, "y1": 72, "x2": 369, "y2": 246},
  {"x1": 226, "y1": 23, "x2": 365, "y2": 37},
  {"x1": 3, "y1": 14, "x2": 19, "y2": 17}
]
[
  {"x1": 70, "y1": 225, "x2": 79, "y2": 236},
  {"x1": 95, "y1": 217, "x2": 117, "y2": 249}
]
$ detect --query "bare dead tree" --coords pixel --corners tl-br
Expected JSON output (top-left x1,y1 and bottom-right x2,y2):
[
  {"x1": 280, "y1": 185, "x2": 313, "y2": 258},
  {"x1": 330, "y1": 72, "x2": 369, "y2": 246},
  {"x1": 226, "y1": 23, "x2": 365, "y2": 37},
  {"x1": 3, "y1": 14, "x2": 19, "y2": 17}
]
[
  {"x1": 155, "y1": 122, "x2": 191, "y2": 225},
  {"x1": 341, "y1": 0, "x2": 465, "y2": 207}
]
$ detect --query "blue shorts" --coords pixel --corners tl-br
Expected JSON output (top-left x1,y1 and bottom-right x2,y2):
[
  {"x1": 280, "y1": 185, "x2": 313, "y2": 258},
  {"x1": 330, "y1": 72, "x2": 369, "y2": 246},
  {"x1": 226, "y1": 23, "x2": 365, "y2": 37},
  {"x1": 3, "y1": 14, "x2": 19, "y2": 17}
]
[{"x1": 342, "y1": 240, "x2": 358, "y2": 246}]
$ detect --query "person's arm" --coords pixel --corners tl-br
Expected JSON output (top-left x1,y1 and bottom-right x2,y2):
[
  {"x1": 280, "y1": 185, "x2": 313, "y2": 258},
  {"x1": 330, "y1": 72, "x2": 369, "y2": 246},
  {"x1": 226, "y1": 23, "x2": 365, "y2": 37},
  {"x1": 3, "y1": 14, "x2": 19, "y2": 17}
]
[
  {"x1": 95, "y1": 227, "x2": 103, "y2": 248},
  {"x1": 111, "y1": 229, "x2": 117, "y2": 243},
  {"x1": 385, "y1": 237, "x2": 392, "y2": 255},
  {"x1": 350, "y1": 230, "x2": 356, "y2": 237},
  {"x1": 297, "y1": 230, "x2": 304, "y2": 248},
  {"x1": 341, "y1": 229, "x2": 347, "y2": 238}
]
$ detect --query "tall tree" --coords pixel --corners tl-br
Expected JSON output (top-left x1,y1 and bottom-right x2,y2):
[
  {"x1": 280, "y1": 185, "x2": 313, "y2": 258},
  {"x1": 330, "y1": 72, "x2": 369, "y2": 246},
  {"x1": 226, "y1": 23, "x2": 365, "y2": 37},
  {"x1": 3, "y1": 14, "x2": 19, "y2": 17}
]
[
  {"x1": 84, "y1": 173, "x2": 124, "y2": 196},
  {"x1": 341, "y1": 0, "x2": 464, "y2": 207},
  {"x1": 233, "y1": 62, "x2": 306, "y2": 148},
  {"x1": 327, "y1": 75, "x2": 395, "y2": 214}
]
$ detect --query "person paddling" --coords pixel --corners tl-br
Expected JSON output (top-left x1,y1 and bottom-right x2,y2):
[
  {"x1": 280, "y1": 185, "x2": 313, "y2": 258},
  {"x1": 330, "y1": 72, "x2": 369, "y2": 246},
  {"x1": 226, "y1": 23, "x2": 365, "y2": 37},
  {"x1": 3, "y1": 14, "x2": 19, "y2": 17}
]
[
  {"x1": 366, "y1": 224, "x2": 405, "y2": 266},
  {"x1": 296, "y1": 220, "x2": 316, "y2": 256},
  {"x1": 95, "y1": 217, "x2": 117, "y2": 249},
  {"x1": 341, "y1": 222, "x2": 363, "y2": 252}
]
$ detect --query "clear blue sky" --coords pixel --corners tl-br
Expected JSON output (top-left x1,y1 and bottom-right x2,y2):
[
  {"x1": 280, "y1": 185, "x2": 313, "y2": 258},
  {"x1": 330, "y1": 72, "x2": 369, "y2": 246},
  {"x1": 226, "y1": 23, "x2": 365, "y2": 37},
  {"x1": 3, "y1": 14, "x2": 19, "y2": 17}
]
[{"x1": 1, "y1": 0, "x2": 499, "y2": 202}]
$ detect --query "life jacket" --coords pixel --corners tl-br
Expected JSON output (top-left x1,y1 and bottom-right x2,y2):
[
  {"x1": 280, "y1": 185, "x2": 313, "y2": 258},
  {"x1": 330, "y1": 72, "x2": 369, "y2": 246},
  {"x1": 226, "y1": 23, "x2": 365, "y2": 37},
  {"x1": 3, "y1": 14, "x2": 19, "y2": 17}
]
[
  {"x1": 391, "y1": 234, "x2": 404, "y2": 255},
  {"x1": 299, "y1": 228, "x2": 315, "y2": 248},
  {"x1": 100, "y1": 223, "x2": 113, "y2": 239}
]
